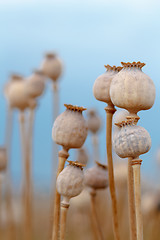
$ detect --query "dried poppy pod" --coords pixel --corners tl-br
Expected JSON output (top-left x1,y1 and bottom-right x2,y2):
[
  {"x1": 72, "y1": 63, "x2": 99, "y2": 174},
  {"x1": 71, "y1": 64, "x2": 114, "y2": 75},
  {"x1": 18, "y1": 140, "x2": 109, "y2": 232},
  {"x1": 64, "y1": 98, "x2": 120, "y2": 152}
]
[
  {"x1": 57, "y1": 161, "x2": 84, "y2": 240},
  {"x1": 87, "y1": 109, "x2": 101, "y2": 134},
  {"x1": 41, "y1": 53, "x2": 63, "y2": 81},
  {"x1": 113, "y1": 119, "x2": 151, "y2": 159},
  {"x1": 110, "y1": 61, "x2": 156, "y2": 117},
  {"x1": 25, "y1": 70, "x2": 45, "y2": 99},
  {"x1": 52, "y1": 104, "x2": 88, "y2": 150},
  {"x1": 0, "y1": 147, "x2": 7, "y2": 172},
  {"x1": 93, "y1": 65, "x2": 122, "y2": 106},
  {"x1": 6, "y1": 77, "x2": 29, "y2": 111},
  {"x1": 76, "y1": 148, "x2": 88, "y2": 165},
  {"x1": 84, "y1": 161, "x2": 108, "y2": 190},
  {"x1": 57, "y1": 161, "x2": 84, "y2": 205}
]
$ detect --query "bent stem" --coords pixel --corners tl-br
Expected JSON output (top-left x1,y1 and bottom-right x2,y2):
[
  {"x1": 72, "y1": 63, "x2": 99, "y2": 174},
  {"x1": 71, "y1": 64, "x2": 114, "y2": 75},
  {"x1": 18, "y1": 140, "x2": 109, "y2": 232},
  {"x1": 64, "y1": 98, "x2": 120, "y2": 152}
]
[
  {"x1": 90, "y1": 189, "x2": 104, "y2": 240},
  {"x1": 128, "y1": 157, "x2": 137, "y2": 240},
  {"x1": 51, "y1": 148, "x2": 69, "y2": 240},
  {"x1": 60, "y1": 202, "x2": 69, "y2": 240},
  {"x1": 132, "y1": 158, "x2": 143, "y2": 240},
  {"x1": 105, "y1": 105, "x2": 120, "y2": 240}
]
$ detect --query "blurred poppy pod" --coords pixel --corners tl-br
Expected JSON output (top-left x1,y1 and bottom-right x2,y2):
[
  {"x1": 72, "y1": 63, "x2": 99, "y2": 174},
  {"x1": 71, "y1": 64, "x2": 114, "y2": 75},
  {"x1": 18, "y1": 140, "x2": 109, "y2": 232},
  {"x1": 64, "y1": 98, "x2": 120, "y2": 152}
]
[
  {"x1": 0, "y1": 147, "x2": 7, "y2": 172},
  {"x1": 56, "y1": 161, "x2": 84, "y2": 205},
  {"x1": 52, "y1": 104, "x2": 88, "y2": 150},
  {"x1": 41, "y1": 53, "x2": 63, "y2": 81},
  {"x1": 93, "y1": 65, "x2": 122, "y2": 105},
  {"x1": 6, "y1": 76, "x2": 29, "y2": 110},
  {"x1": 87, "y1": 109, "x2": 101, "y2": 134},
  {"x1": 113, "y1": 119, "x2": 151, "y2": 159},
  {"x1": 110, "y1": 61, "x2": 156, "y2": 116},
  {"x1": 25, "y1": 70, "x2": 45, "y2": 98},
  {"x1": 84, "y1": 161, "x2": 108, "y2": 190},
  {"x1": 76, "y1": 148, "x2": 88, "y2": 165}
]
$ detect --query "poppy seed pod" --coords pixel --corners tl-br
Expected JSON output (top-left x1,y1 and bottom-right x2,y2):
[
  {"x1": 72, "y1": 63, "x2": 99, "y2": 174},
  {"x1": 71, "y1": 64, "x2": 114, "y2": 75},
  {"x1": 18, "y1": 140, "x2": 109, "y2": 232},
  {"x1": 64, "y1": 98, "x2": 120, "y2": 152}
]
[
  {"x1": 113, "y1": 119, "x2": 151, "y2": 159},
  {"x1": 76, "y1": 148, "x2": 88, "y2": 165},
  {"x1": 113, "y1": 109, "x2": 129, "y2": 135},
  {"x1": 4, "y1": 74, "x2": 23, "y2": 99},
  {"x1": 41, "y1": 53, "x2": 63, "y2": 81},
  {"x1": 52, "y1": 104, "x2": 88, "y2": 150},
  {"x1": 25, "y1": 70, "x2": 45, "y2": 98},
  {"x1": 87, "y1": 109, "x2": 101, "y2": 134},
  {"x1": 84, "y1": 161, "x2": 108, "y2": 190},
  {"x1": 93, "y1": 65, "x2": 123, "y2": 105},
  {"x1": 110, "y1": 62, "x2": 156, "y2": 116},
  {"x1": 56, "y1": 161, "x2": 84, "y2": 205},
  {"x1": 0, "y1": 147, "x2": 7, "y2": 171},
  {"x1": 6, "y1": 77, "x2": 29, "y2": 110}
]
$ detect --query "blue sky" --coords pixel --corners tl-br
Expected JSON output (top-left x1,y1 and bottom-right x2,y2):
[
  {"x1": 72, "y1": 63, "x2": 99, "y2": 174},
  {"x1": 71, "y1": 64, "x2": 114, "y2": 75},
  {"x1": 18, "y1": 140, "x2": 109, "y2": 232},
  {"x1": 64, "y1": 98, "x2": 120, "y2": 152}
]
[{"x1": 0, "y1": 0, "x2": 160, "y2": 188}]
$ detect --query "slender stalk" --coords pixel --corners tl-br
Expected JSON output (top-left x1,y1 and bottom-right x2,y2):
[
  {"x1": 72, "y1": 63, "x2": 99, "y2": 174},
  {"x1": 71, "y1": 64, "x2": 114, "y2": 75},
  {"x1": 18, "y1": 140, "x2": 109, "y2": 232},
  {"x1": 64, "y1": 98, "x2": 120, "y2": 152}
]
[
  {"x1": 51, "y1": 148, "x2": 69, "y2": 240},
  {"x1": 5, "y1": 107, "x2": 16, "y2": 239},
  {"x1": 59, "y1": 203, "x2": 69, "y2": 240},
  {"x1": 90, "y1": 190, "x2": 104, "y2": 240},
  {"x1": 105, "y1": 105, "x2": 120, "y2": 240},
  {"x1": 128, "y1": 157, "x2": 137, "y2": 240},
  {"x1": 132, "y1": 159, "x2": 143, "y2": 240},
  {"x1": 52, "y1": 82, "x2": 59, "y2": 177},
  {"x1": 92, "y1": 134, "x2": 100, "y2": 162}
]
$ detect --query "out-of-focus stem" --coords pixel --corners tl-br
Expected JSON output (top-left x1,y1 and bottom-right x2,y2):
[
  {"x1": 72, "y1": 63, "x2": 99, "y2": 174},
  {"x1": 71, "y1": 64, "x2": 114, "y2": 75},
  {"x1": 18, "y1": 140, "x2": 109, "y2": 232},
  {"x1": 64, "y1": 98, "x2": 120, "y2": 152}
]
[
  {"x1": 132, "y1": 158, "x2": 143, "y2": 240},
  {"x1": 90, "y1": 190, "x2": 104, "y2": 240},
  {"x1": 92, "y1": 134, "x2": 100, "y2": 162},
  {"x1": 105, "y1": 105, "x2": 120, "y2": 240},
  {"x1": 51, "y1": 148, "x2": 69, "y2": 240},
  {"x1": 128, "y1": 157, "x2": 137, "y2": 240}
]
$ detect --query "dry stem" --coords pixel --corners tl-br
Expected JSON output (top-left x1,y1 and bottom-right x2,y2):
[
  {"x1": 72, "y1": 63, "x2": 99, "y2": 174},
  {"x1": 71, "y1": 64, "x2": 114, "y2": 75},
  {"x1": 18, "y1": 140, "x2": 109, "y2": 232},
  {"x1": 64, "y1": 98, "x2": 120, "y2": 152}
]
[
  {"x1": 105, "y1": 105, "x2": 120, "y2": 240},
  {"x1": 90, "y1": 190, "x2": 104, "y2": 240},
  {"x1": 60, "y1": 203, "x2": 69, "y2": 240},
  {"x1": 132, "y1": 160, "x2": 143, "y2": 240},
  {"x1": 128, "y1": 157, "x2": 137, "y2": 240},
  {"x1": 51, "y1": 148, "x2": 69, "y2": 240}
]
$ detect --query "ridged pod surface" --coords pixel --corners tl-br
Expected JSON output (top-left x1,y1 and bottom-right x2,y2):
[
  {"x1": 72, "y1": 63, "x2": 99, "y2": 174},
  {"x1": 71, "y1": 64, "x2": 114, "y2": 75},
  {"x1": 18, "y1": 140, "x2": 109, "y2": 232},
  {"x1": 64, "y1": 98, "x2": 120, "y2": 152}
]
[
  {"x1": 87, "y1": 109, "x2": 101, "y2": 134},
  {"x1": 113, "y1": 121, "x2": 151, "y2": 159},
  {"x1": 52, "y1": 104, "x2": 88, "y2": 150},
  {"x1": 84, "y1": 162, "x2": 108, "y2": 190},
  {"x1": 25, "y1": 71, "x2": 45, "y2": 98},
  {"x1": 56, "y1": 161, "x2": 84, "y2": 204},
  {"x1": 41, "y1": 53, "x2": 62, "y2": 81},
  {"x1": 93, "y1": 65, "x2": 122, "y2": 105},
  {"x1": 110, "y1": 62, "x2": 156, "y2": 115}
]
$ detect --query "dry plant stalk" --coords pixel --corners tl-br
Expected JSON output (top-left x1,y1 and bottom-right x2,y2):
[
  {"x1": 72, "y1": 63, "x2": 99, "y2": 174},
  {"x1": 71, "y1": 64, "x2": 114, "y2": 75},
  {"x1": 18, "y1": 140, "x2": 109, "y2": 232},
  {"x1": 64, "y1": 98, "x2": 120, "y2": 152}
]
[
  {"x1": 132, "y1": 159, "x2": 143, "y2": 240},
  {"x1": 59, "y1": 203, "x2": 69, "y2": 240},
  {"x1": 90, "y1": 190, "x2": 104, "y2": 240},
  {"x1": 128, "y1": 157, "x2": 137, "y2": 240},
  {"x1": 52, "y1": 149, "x2": 69, "y2": 240},
  {"x1": 105, "y1": 105, "x2": 120, "y2": 240}
]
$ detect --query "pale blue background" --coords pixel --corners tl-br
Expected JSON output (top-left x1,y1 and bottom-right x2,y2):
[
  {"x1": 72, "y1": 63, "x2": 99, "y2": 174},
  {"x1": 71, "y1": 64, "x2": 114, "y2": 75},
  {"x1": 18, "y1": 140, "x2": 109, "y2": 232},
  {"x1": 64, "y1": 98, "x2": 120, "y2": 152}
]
[{"x1": 0, "y1": 0, "x2": 160, "y2": 189}]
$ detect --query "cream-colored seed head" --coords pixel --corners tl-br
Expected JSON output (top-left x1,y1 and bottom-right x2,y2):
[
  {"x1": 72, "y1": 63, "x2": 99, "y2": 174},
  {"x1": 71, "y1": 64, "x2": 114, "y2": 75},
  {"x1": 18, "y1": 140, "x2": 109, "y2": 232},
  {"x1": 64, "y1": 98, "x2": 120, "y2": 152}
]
[
  {"x1": 4, "y1": 74, "x2": 23, "y2": 99},
  {"x1": 56, "y1": 161, "x2": 84, "y2": 204},
  {"x1": 41, "y1": 53, "x2": 63, "y2": 81},
  {"x1": 25, "y1": 70, "x2": 45, "y2": 98},
  {"x1": 110, "y1": 62, "x2": 156, "y2": 115},
  {"x1": 0, "y1": 148, "x2": 7, "y2": 171},
  {"x1": 93, "y1": 65, "x2": 122, "y2": 105},
  {"x1": 84, "y1": 161, "x2": 108, "y2": 190},
  {"x1": 52, "y1": 104, "x2": 88, "y2": 150},
  {"x1": 6, "y1": 78, "x2": 29, "y2": 110},
  {"x1": 113, "y1": 120, "x2": 151, "y2": 159},
  {"x1": 87, "y1": 109, "x2": 101, "y2": 134},
  {"x1": 113, "y1": 109, "x2": 129, "y2": 135},
  {"x1": 76, "y1": 148, "x2": 88, "y2": 165}
]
